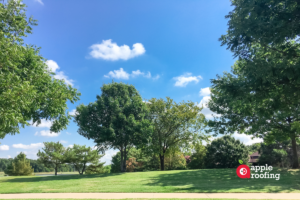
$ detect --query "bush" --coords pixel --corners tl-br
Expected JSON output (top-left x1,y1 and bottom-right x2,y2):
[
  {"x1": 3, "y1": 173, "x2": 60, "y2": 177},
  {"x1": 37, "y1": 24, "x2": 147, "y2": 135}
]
[
  {"x1": 4, "y1": 152, "x2": 34, "y2": 176},
  {"x1": 205, "y1": 135, "x2": 249, "y2": 168}
]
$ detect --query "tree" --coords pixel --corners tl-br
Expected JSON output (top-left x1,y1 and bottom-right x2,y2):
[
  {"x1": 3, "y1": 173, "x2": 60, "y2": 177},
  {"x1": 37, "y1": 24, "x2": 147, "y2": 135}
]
[
  {"x1": 205, "y1": 136, "x2": 249, "y2": 168},
  {"x1": 215, "y1": 0, "x2": 300, "y2": 168},
  {"x1": 147, "y1": 97, "x2": 205, "y2": 170},
  {"x1": 37, "y1": 142, "x2": 66, "y2": 175},
  {"x1": 188, "y1": 141, "x2": 207, "y2": 169},
  {"x1": 65, "y1": 144, "x2": 103, "y2": 175},
  {"x1": 4, "y1": 152, "x2": 34, "y2": 176},
  {"x1": 74, "y1": 82, "x2": 153, "y2": 172},
  {"x1": 0, "y1": 0, "x2": 81, "y2": 139},
  {"x1": 247, "y1": 143, "x2": 261, "y2": 155},
  {"x1": 220, "y1": 0, "x2": 300, "y2": 59}
]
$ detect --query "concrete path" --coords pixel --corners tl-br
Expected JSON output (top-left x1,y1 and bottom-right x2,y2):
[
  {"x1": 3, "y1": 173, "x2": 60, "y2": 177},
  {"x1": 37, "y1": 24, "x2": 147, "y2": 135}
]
[{"x1": 0, "y1": 193, "x2": 299, "y2": 199}]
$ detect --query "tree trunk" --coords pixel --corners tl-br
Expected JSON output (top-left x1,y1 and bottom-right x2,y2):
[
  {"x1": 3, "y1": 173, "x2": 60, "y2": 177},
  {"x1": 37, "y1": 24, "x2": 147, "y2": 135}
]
[
  {"x1": 159, "y1": 154, "x2": 165, "y2": 171},
  {"x1": 55, "y1": 167, "x2": 57, "y2": 176},
  {"x1": 123, "y1": 149, "x2": 127, "y2": 172},
  {"x1": 120, "y1": 150, "x2": 124, "y2": 172},
  {"x1": 291, "y1": 133, "x2": 299, "y2": 169}
]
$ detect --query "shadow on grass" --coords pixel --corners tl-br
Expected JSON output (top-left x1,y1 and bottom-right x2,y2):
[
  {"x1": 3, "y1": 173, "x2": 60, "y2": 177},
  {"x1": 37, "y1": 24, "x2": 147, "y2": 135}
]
[
  {"x1": 2, "y1": 172, "x2": 122, "y2": 183},
  {"x1": 145, "y1": 168, "x2": 300, "y2": 193}
]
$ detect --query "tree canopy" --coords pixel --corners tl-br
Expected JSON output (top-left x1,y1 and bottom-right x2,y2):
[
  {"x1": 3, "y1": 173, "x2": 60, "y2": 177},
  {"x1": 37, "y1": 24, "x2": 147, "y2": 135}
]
[
  {"x1": 4, "y1": 152, "x2": 34, "y2": 176},
  {"x1": 74, "y1": 82, "x2": 153, "y2": 172},
  {"x1": 205, "y1": 136, "x2": 249, "y2": 168},
  {"x1": 147, "y1": 97, "x2": 206, "y2": 170},
  {"x1": 0, "y1": 0, "x2": 80, "y2": 139},
  {"x1": 37, "y1": 142, "x2": 66, "y2": 175},
  {"x1": 65, "y1": 144, "x2": 103, "y2": 175}
]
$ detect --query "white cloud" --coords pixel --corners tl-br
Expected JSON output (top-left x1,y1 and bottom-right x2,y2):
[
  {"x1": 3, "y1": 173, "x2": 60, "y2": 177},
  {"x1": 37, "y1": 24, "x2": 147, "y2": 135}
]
[
  {"x1": 68, "y1": 144, "x2": 74, "y2": 148},
  {"x1": 35, "y1": 130, "x2": 60, "y2": 137},
  {"x1": 59, "y1": 140, "x2": 68, "y2": 144},
  {"x1": 31, "y1": 119, "x2": 52, "y2": 128},
  {"x1": 34, "y1": 0, "x2": 44, "y2": 5},
  {"x1": 198, "y1": 96, "x2": 220, "y2": 119},
  {"x1": 0, "y1": 145, "x2": 9, "y2": 150},
  {"x1": 12, "y1": 143, "x2": 44, "y2": 149},
  {"x1": 7, "y1": 155, "x2": 11, "y2": 158},
  {"x1": 173, "y1": 73, "x2": 203, "y2": 87},
  {"x1": 69, "y1": 109, "x2": 77, "y2": 116},
  {"x1": 66, "y1": 132, "x2": 72, "y2": 135},
  {"x1": 104, "y1": 68, "x2": 130, "y2": 80},
  {"x1": 232, "y1": 132, "x2": 263, "y2": 146},
  {"x1": 89, "y1": 39, "x2": 145, "y2": 61},
  {"x1": 199, "y1": 87, "x2": 211, "y2": 96},
  {"x1": 104, "y1": 68, "x2": 159, "y2": 80},
  {"x1": 100, "y1": 149, "x2": 118, "y2": 165},
  {"x1": 46, "y1": 60, "x2": 74, "y2": 86}
]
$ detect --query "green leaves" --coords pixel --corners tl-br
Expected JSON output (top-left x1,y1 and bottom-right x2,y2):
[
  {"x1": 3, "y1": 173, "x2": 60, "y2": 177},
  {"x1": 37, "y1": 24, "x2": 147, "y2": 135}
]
[
  {"x1": 239, "y1": 160, "x2": 243, "y2": 165},
  {"x1": 0, "y1": 0, "x2": 81, "y2": 138}
]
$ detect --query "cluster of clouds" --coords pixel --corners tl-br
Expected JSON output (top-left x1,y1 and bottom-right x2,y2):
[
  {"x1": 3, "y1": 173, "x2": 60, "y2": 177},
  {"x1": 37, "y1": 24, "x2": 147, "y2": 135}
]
[
  {"x1": 104, "y1": 68, "x2": 160, "y2": 80},
  {"x1": 173, "y1": 73, "x2": 203, "y2": 87},
  {"x1": 89, "y1": 40, "x2": 145, "y2": 61}
]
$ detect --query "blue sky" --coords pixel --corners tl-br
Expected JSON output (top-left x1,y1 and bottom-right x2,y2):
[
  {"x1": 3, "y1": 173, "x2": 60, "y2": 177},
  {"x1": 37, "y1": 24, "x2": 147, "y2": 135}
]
[{"x1": 0, "y1": 0, "x2": 262, "y2": 164}]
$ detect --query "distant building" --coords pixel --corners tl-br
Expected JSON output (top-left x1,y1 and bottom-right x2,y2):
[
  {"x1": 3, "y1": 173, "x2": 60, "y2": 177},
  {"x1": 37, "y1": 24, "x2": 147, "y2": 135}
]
[{"x1": 248, "y1": 151, "x2": 260, "y2": 164}]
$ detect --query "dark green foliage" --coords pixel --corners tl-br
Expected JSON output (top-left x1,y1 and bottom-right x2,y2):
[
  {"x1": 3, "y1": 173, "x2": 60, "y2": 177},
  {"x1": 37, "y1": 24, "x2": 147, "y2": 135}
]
[
  {"x1": 257, "y1": 140, "x2": 300, "y2": 168},
  {"x1": 85, "y1": 160, "x2": 108, "y2": 175},
  {"x1": 213, "y1": 0, "x2": 300, "y2": 168},
  {"x1": 110, "y1": 152, "x2": 121, "y2": 173},
  {"x1": 247, "y1": 143, "x2": 261, "y2": 155},
  {"x1": 65, "y1": 144, "x2": 104, "y2": 175},
  {"x1": 188, "y1": 142, "x2": 207, "y2": 169},
  {"x1": 205, "y1": 136, "x2": 249, "y2": 168},
  {"x1": 0, "y1": 0, "x2": 80, "y2": 139},
  {"x1": 220, "y1": 0, "x2": 300, "y2": 59},
  {"x1": 74, "y1": 82, "x2": 153, "y2": 172},
  {"x1": 37, "y1": 142, "x2": 66, "y2": 175},
  {"x1": 4, "y1": 152, "x2": 34, "y2": 176}
]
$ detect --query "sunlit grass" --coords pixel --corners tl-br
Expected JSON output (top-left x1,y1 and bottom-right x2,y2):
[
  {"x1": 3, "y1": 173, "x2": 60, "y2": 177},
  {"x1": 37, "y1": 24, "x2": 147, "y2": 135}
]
[{"x1": 0, "y1": 169, "x2": 299, "y2": 193}]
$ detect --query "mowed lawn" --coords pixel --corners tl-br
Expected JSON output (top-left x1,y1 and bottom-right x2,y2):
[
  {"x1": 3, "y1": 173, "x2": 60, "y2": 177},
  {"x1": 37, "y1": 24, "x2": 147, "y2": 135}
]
[{"x1": 0, "y1": 169, "x2": 299, "y2": 193}]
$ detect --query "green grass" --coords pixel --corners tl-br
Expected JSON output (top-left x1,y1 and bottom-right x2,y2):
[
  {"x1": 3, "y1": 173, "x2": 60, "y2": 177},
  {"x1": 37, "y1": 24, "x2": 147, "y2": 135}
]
[{"x1": 0, "y1": 169, "x2": 299, "y2": 193}]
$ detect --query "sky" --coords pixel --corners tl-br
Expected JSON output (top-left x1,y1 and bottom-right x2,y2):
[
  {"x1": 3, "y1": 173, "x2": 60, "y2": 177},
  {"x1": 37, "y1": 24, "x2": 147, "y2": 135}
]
[{"x1": 0, "y1": 0, "x2": 263, "y2": 164}]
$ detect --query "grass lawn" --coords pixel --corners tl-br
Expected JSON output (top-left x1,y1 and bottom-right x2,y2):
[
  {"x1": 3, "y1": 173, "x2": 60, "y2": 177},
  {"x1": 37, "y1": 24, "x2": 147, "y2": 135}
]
[{"x1": 0, "y1": 169, "x2": 299, "y2": 193}]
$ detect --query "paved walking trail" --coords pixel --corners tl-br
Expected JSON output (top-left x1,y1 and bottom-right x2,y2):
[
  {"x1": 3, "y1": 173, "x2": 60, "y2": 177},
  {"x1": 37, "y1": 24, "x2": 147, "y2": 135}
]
[{"x1": 0, "y1": 193, "x2": 299, "y2": 199}]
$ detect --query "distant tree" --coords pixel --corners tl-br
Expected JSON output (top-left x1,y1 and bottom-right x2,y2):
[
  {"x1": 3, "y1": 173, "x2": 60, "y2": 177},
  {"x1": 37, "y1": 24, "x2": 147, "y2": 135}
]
[
  {"x1": 110, "y1": 152, "x2": 121, "y2": 173},
  {"x1": 188, "y1": 142, "x2": 207, "y2": 169},
  {"x1": 147, "y1": 97, "x2": 206, "y2": 170},
  {"x1": 205, "y1": 136, "x2": 249, "y2": 168},
  {"x1": 85, "y1": 160, "x2": 107, "y2": 175},
  {"x1": 4, "y1": 152, "x2": 34, "y2": 176},
  {"x1": 164, "y1": 147, "x2": 186, "y2": 170},
  {"x1": 74, "y1": 82, "x2": 153, "y2": 172},
  {"x1": 0, "y1": 0, "x2": 80, "y2": 139},
  {"x1": 65, "y1": 144, "x2": 103, "y2": 175},
  {"x1": 247, "y1": 143, "x2": 261, "y2": 155},
  {"x1": 37, "y1": 142, "x2": 66, "y2": 175}
]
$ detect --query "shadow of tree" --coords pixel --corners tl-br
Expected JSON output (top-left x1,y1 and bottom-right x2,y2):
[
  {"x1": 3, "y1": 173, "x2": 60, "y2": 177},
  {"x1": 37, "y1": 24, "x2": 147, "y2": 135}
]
[
  {"x1": 2, "y1": 172, "x2": 122, "y2": 183},
  {"x1": 145, "y1": 169, "x2": 300, "y2": 193}
]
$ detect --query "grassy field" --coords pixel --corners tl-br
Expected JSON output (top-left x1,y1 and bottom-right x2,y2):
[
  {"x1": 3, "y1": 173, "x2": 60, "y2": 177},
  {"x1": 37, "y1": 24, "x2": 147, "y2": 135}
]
[{"x1": 0, "y1": 169, "x2": 299, "y2": 193}]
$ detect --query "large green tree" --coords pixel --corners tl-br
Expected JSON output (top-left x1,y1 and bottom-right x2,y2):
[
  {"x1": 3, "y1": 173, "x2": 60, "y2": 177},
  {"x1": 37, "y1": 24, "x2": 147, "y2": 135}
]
[
  {"x1": 0, "y1": 0, "x2": 80, "y2": 139},
  {"x1": 147, "y1": 97, "x2": 206, "y2": 170},
  {"x1": 65, "y1": 144, "x2": 103, "y2": 175},
  {"x1": 37, "y1": 142, "x2": 66, "y2": 175},
  {"x1": 208, "y1": 0, "x2": 300, "y2": 169},
  {"x1": 74, "y1": 82, "x2": 153, "y2": 172},
  {"x1": 205, "y1": 136, "x2": 249, "y2": 168}
]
